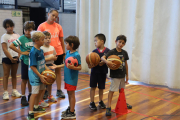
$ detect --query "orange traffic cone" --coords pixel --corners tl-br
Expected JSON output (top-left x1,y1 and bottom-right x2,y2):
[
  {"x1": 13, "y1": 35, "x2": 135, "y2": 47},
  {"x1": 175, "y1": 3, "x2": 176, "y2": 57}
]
[{"x1": 112, "y1": 88, "x2": 132, "y2": 115}]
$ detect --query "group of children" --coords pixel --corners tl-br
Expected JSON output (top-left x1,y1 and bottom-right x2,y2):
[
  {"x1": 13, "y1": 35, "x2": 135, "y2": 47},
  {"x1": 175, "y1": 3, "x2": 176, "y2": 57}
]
[{"x1": 1, "y1": 9, "x2": 132, "y2": 120}]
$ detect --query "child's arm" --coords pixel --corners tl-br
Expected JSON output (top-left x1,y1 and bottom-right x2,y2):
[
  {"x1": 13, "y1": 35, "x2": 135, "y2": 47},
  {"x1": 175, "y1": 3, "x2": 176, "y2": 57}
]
[
  {"x1": 45, "y1": 64, "x2": 49, "y2": 70},
  {"x1": 30, "y1": 66, "x2": 47, "y2": 83},
  {"x1": 49, "y1": 64, "x2": 65, "y2": 69},
  {"x1": 101, "y1": 55, "x2": 116, "y2": 68},
  {"x1": 125, "y1": 60, "x2": 129, "y2": 84},
  {"x1": 45, "y1": 55, "x2": 57, "y2": 62},
  {"x1": 67, "y1": 64, "x2": 81, "y2": 71},
  {"x1": 9, "y1": 43, "x2": 29, "y2": 55}
]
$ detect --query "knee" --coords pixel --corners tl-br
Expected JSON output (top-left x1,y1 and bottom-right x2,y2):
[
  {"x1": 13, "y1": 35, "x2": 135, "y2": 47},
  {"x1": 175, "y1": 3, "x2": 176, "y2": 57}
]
[
  {"x1": 22, "y1": 80, "x2": 28, "y2": 84},
  {"x1": 91, "y1": 87, "x2": 96, "y2": 91}
]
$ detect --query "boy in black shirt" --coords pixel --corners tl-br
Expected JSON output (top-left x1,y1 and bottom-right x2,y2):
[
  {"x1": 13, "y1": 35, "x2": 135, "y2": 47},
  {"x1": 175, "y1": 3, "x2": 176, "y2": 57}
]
[
  {"x1": 89, "y1": 34, "x2": 110, "y2": 110},
  {"x1": 101, "y1": 35, "x2": 132, "y2": 116}
]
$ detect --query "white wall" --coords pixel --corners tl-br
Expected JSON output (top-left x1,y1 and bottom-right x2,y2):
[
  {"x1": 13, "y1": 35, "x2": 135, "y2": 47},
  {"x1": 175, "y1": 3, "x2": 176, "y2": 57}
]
[{"x1": 0, "y1": 9, "x2": 23, "y2": 63}]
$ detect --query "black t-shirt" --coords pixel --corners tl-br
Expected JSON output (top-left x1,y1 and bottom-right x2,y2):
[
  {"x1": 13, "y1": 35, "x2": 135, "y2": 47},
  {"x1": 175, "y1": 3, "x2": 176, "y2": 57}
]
[
  {"x1": 91, "y1": 47, "x2": 110, "y2": 73},
  {"x1": 105, "y1": 48, "x2": 129, "y2": 78}
]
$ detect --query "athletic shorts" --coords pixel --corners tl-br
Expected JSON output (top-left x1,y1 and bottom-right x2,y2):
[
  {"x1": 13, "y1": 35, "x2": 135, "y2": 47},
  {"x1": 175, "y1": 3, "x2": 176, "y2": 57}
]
[
  {"x1": 110, "y1": 78, "x2": 125, "y2": 92},
  {"x1": 21, "y1": 60, "x2": 29, "y2": 80},
  {"x1": 2, "y1": 57, "x2": 19, "y2": 64},
  {"x1": 32, "y1": 84, "x2": 46, "y2": 94},
  {"x1": 90, "y1": 72, "x2": 107, "y2": 89},
  {"x1": 46, "y1": 64, "x2": 55, "y2": 72},
  {"x1": 65, "y1": 83, "x2": 77, "y2": 91},
  {"x1": 54, "y1": 54, "x2": 64, "y2": 65}
]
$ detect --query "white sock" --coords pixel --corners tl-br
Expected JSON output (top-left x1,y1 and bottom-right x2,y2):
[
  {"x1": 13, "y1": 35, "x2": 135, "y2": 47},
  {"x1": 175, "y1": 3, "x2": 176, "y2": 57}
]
[
  {"x1": 34, "y1": 105, "x2": 39, "y2": 109},
  {"x1": 21, "y1": 95, "x2": 25, "y2": 96},
  {"x1": 29, "y1": 111, "x2": 33, "y2": 114},
  {"x1": 4, "y1": 90, "x2": 8, "y2": 92},
  {"x1": 13, "y1": 89, "x2": 16, "y2": 92}
]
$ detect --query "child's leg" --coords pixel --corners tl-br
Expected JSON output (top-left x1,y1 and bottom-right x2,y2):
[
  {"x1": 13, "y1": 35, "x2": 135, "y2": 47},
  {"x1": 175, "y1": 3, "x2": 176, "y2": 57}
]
[
  {"x1": 11, "y1": 63, "x2": 19, "y2": 89},
  {"x1": 90, "y1": 87, "x2": 96, "y2": 102},
  {"x1": 55, "y1": 68, "x2": 61, "y2": 90},
  {"x1": 99, "y1": 89, "x2": 103, "y2": 101},
  {"x1": 28, "y1": 80, "x2": 32, "y2": 93},
  {"x1": 21, "y1": 79, "x2": 28, "y2": 95},
  {"x1": 35, "y1": 90, "x2": 44, "y2": 105},
  {"x1": 107, "y1": 91, "x2": 114, "y2": 108},
  {"x1": 29, "y1": 93, "x2": 38, "y2": 111},
  {"x1": 68, "y1": 91, "x2": 76, "y2": 112},
  {"x1": 47, "y1": 85, "x2": 52, "y2": 96},
  {"x1": 2, "y1": 63, "x2": 11, "y2": 91}
]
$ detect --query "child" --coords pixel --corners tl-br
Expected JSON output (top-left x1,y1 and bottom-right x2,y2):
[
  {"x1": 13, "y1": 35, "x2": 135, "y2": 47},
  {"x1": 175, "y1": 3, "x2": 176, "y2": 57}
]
[
  {"x1": 50, "y1": 36, "x2": 81, "y2": 119},
  {"x1": 88, "y1": 34, "x2": 110, "y2": 110},
  {"x1": 1, "y1": 19, "x2": 21, "y2": 100},
  {"x1": 9, "y1": 21, "x2": 35, "y2": 106},
  {"x1": 101, "y1": 35, "x2": 132, "y2": 116},
  {"x1": 39, "y1": 31, "x2": 57, "y2": 107},
  {"x1": 27, "y1": 31, "x2": 48, "y2": 120}
]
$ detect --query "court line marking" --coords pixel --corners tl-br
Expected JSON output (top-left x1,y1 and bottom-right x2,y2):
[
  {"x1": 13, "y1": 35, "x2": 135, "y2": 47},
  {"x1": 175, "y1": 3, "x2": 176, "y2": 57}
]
[{"x1": 0, "y1": 75, "x2": 21, "y2": 81}]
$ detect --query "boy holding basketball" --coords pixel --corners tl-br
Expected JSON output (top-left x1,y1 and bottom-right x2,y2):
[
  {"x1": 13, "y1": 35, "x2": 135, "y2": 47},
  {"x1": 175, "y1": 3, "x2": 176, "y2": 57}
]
[
  {"x1": 27, "y1": 31, "x2": 49, "y2": 120},
  {"x1": 101, "y1": 35, "x2": 132, "y2": 116},
  {"x1": 88, "y1": 33, "x2": 110, "y2": 110}
]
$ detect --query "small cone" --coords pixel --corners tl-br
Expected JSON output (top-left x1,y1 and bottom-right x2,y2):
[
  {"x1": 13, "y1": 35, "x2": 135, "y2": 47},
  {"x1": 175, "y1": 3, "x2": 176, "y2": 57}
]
[{"x1": 112, "y1": 88, "x2": 132, "y2": 115}]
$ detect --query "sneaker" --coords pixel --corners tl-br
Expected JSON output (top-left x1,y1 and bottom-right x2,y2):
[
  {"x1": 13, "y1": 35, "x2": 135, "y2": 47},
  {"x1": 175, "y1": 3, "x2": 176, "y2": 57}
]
[
  {"x1": 43, "y1": 91, "x2": 48, "y2": 99},
  {"x1": 33, "y1": 106, "x2": 46, "y2": 113},
  {"x1": 56, "y1": 90, "x2": 65, "y2": 98},
  {"x1": 48, "y1": 95, "x2": 57, "y2": 102},
  {"x1": 27, "y1": 113, "x2": 35, "y2": 120},
  {"x1": 61, "y1": 106, "x2": 76, "y2": 115},
  {"x1": 98, "y1": 101, "x2": 106, "y2": 109},
  {"x1": 28, "y1": 93, "x2": 31, "y2": 102},
  {"x1": 106, "y1": 107, "x2": 111, "y2": 116},
  {"x1": 127, "y1": 103, "x2": 132, "y2": 109},
  {"x1": 39, "y1": 100, "x2": 49, "y2": 107},
  {"x1": 61, "y1": 110, "x2": 76, "y2": 119},
  {"x1": 3, "y1": 91, "x2": 9, "y2": 100},
  {"x1": 89, "y1": 102, "x2": 97, "y2": 110},
  {"x1": 12, "y1": 90, "x2": 21, "y2": 97},
  {"x1": 21, "y1": 96, "x2": 29, "y2": 106}
]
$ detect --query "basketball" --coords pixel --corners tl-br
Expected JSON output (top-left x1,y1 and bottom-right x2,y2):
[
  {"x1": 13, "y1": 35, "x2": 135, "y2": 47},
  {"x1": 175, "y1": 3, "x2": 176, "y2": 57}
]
[
  {"x1": 107, "y1": 55, "x2": 122, "y2": 70},
  {"x1": 41, "y1": 70, "x2": 56, "y2": 85},
  {"x1": 86, "y1": 52, "x2": 100, "y2": 67},
  {"x1": 65, "y1": 57, "x2": 78, "y2": 67}
]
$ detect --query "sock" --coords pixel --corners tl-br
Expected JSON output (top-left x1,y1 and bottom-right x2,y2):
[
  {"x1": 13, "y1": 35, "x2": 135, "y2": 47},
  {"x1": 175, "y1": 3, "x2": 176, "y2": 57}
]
[
  {"x1": 21, "y1": 95, "x2": 25, "y2": 96},
  {"x1": 29, "y1": 111, "x2": 33, "y2": 114},
  {"x1": 34, "y1": 105, "x2": 39, "y2": 109},
  {"x1": 13, "y1": 89, "x2": 16, "y2": 92},
  {"x1": 4, "y1": 90, "x2": 8, "y2": 92}
]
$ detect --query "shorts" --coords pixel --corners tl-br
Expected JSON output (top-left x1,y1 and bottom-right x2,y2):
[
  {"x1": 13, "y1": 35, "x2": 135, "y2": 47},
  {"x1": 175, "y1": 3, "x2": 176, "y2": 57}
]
[
  {"x1": 21, "y1": 60, "x2": 29, "y2": 80},
  {"x1": 110, "y1": 78, "x2": 125, "y2": 92},
  {"x1": 46, "y1": 64, "x2": 55, "y2": 72},
  {"x1": 90, "y1": 72, "x2": 107, "y2": 89},
  {"x1": 2, "y1": 57, "x2": 19, "y2": 64},
  {"x1": 65, "y1": 83, "x2": 77, "y2": 91},
  {"x1": 32, "y1": 84, "x2": 46, "y2": 94},
  {"x1": 54, "y1": 54, "x2": 64, "y2": 65}
]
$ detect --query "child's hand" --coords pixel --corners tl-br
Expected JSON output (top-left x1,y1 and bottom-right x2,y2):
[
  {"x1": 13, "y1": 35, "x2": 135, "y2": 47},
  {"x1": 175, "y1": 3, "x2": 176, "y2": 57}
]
[
  {"x1": 49, "y1": 64, "x2": 57, "y2": 69},
  {"x1": 40, "y1": 75, "x2": 47, "y2": 83},
  {"x1": 21, "y1": 50, "x2": 30, "y2": 55},
  {"x1": 88, "y1": 64, "x2": 95, "y2": 68},
  {"x1": 67, "y1": 63, "x2": 75, "y2": 69},
  {"x1": 99, "y1": 61, "x2": 105, "y2": 66},
  {"x1": 125, "y1": 76, "x2": 129, "y2": 84},
  {"x1": 10, "y1": 58, "x2": 18, "y2": 63},
  {"x1": 107, "y1": 61, "x2": 116, "y2": 68},
  {"x1": 50, "y1": 55, "x2": 58, "y2": 61}
]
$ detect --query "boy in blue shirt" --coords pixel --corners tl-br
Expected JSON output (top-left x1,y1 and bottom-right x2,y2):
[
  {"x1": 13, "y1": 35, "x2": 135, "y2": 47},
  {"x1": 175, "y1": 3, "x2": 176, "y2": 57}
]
[{"x1": 27, "y1": 31, "x2": 49, "y2": 120}]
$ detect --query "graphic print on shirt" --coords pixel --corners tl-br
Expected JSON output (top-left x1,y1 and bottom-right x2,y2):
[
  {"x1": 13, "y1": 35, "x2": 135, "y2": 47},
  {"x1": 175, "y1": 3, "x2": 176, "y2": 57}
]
[{"x1": 118, "y1": 55, "x2": 124, "y2": 71}]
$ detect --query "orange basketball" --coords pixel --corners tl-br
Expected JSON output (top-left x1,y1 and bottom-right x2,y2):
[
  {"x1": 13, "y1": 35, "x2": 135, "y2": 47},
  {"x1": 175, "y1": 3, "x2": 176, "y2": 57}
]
[
  {"x1": 86, "y1": 52, "x2": 100, "y2": 67},
  {"x1": 107, "y1": 55, "x2": 122, "y2": 70},
  {"x1": 41, "y1": 70, "x2": 56, "y2": 85}
]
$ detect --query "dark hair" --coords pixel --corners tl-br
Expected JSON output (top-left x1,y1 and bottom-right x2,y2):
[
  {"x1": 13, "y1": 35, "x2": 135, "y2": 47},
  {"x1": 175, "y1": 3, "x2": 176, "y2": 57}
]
[
  {"x1": 49, "y1": 8, "x2": 58, "y2": 13},
  {"x1": 116, "y1": 35, "x2": 127, "y2": 43},
  {"x1": 43, "y1": 31, "x2": 51, "y2": 36},
  {"x1": 95, "y1": 33, "x2": 106, "y2": 44},
  {"x1": 3, "y1": 19, "x2": 14, "y2": 29},
  {"x1": 23, "y1": 21, "x2": 35, "y2": 30},
  {"x1": 64, "y1": 36, "x2": 80, "y2": 50}
]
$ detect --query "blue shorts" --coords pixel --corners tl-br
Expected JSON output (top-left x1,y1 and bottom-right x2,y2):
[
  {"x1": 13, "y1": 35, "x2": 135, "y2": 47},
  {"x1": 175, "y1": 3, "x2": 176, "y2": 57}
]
[
  {"x1": 90, "y1": 72, "x2": 107, "y2": 89},
  {"x1": 21, "y1": 60, "x2": 29, "y2": 80}
]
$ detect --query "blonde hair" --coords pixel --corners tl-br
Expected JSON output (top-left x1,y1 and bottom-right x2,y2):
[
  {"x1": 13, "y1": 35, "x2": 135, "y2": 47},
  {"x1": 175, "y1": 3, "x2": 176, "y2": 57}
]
[{"x1": 31, "y1": 31, "x2": 45, "y2": 42}]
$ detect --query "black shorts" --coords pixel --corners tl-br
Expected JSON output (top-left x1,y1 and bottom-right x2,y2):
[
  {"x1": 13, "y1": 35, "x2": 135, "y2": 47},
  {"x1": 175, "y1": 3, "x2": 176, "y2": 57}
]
[
  {"x1": 54, "y1": 54, "x2": 64, "y2": 65},
  {"x1": 90, "y1": 72, "x2": 107, "y2": 89},
  {"x1": 2, "y1": 57, "x2": 19, "y2": 64},
  {"x1": 21, "y1": 60, "x2": 29, "y2": 80}
]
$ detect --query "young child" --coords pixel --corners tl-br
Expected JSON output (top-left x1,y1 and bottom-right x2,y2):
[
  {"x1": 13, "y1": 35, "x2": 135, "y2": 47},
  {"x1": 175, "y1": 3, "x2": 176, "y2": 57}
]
[
  {"x1": 39, "y1": 31, "x2": 57, "y2": 107},
  {"x1": 9, "y1": 21, "x2": 35, "y2": 106},
  {"x1": 1, "y1": 19, "x2": 21, "y2": 100},
  {"x1": 101, "y1": 35, "x2": 132, "y2": 116},
  {"x1": 88, "y1": 34, "x2": 110, "y2": 110},
  {"x1": 27, "y1": 31, "x2": 48, "y2": 120},
  {"x1": 50, "y1": 36, "x2": 81, "y2": 119}
]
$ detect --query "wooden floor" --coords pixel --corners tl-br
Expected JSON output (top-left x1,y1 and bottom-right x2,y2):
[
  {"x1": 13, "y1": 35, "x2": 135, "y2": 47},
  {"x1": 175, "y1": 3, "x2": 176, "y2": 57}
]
[{"x1": 0, "y1": 72, "x2": 180, "y2": 120}]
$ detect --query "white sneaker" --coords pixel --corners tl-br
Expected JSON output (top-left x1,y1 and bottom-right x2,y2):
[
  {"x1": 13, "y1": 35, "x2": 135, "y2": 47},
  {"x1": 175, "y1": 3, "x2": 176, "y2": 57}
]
[
  {"x1": 3, "y1": 91, "x2": 9, "y2": 100},
  {"x1": 39, "y1": 100, "x2": 49, "y2": 107},
  {"x1": 12, "y1": 90, "x2": 22, "y2": 97}
]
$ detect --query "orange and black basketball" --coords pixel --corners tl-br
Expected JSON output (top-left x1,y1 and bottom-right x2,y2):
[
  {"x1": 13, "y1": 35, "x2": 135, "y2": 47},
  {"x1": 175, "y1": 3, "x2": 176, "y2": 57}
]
[
  {"x1": 107, "y1": 55, "x2": 122, "y2": 70},
  {"x1": 41, "y1": 70, "x2": 56, "y2": 85},
  {"x1": 65, "y1": 57, "x2": 78, "y2": 67},
  {"x1": 86, "y1": 52, "x2": 100, "y2": 67}
]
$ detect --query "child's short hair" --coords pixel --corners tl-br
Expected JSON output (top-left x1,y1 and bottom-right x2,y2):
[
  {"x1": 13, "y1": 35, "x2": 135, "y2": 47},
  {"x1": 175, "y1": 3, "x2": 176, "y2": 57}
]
[
  {"x1": 95, "y1": 33, "x2": 106, "y2": 44},
  {"x1": 65, "y1": 36, "x2": 80, "y2": 50},
  {"x1": 49, "y1": 8, "x2": 58, "y2": 13},
  {"x1": 24, "y1": 21, "x2": 35, "y2": 30},
  {"x1": 3, "y1": 19, "x2": 14, "y2": 29},
  {"x1": 31, "y1": 31, "x2": 45, "y2": 42},
  {"x1": 116, "y1": 35, "x2": 127, "y2": 43},
  {"x1": 43, "y1": 31, "x2": 51, "y2": 36}
]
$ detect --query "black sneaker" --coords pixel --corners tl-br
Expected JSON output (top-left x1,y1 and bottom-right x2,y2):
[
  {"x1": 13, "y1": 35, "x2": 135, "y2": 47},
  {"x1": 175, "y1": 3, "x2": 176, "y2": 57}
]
[
  {"x1": 28, "y1": 93, "x2": 31, "y2": 102},
  {"x1": 89, "y1": 102, "x2": 97, "y2": 110},
  {"x1": 56, "y1": 90, "x2": 65, "y2": 98},
  {"x1": 21, "y1": 96, "x2": 29, "y2": 106},
  {"x1": 33, "y1": 106, "x2": 46, "y2": 113},
  {"x1": 43, "y1": 90, "x2": 48, "y2": 99},
  {"x1": 61, "y1": 106, "x2": 76, "y2": 116},
  {"x1": 99, "y1": 101, "x2": 106, "y2": 109},
  {"x1": 61, "y1": 110, "x2": 76, "y2": 119},
  {"x1": 127, "y1": 103, "x2": 132, "y2": 109},
  {"x1": 27, "y1": 113, "x2": 35, "y2": 120}
]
